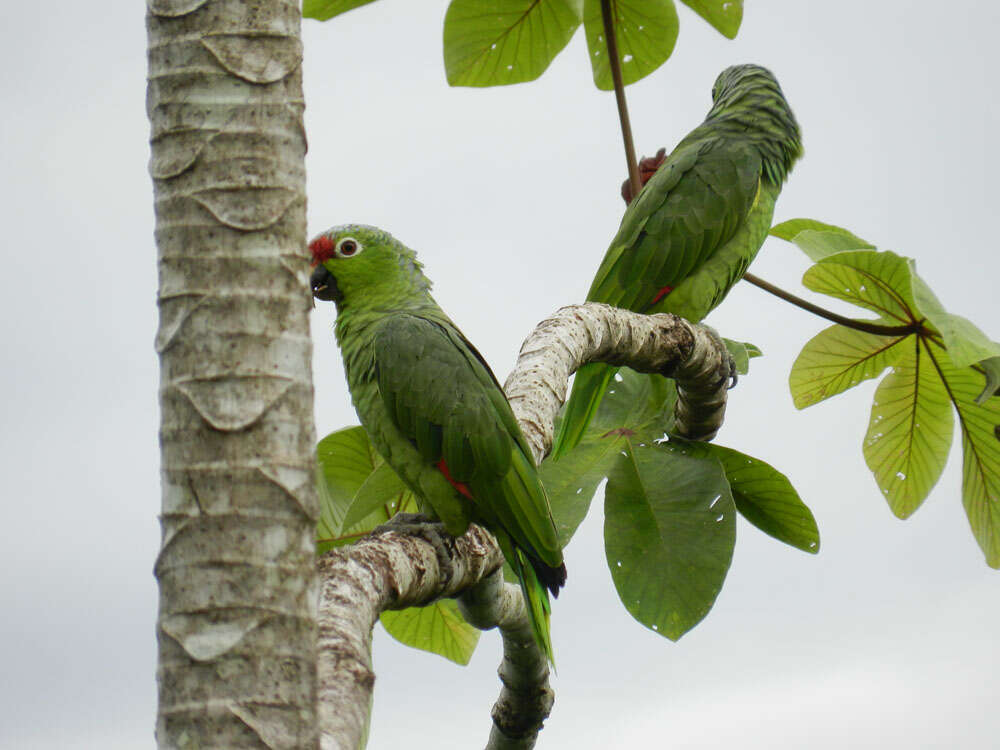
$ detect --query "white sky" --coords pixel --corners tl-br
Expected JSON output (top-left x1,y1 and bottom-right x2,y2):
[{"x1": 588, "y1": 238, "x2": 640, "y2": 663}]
[{"x1": 1, "y1": 0, "x2": 998, "y2": 747}]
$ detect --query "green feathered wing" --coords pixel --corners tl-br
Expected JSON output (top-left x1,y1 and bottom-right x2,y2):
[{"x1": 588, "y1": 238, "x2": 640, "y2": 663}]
[
  {"x1": 371, "y1": 313, "x2": 564, "y2": 661},
  {"x1": 552, "y1": 138, "x2": 776, "y2": 458}
]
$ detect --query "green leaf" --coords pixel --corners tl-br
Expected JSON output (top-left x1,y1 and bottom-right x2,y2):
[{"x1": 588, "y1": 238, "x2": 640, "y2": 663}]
[
  {"x1": 679, "y1": 0, "x2": 742, "y2": 38},
  {"x1": 583, "y1": 0, "x2": 678, "y2": 91},
  {"x1": 974, "y1": 356, "x2": 1000, "y2": 404},
  {"x1": 587, "y1": 367, "x2": 677, "y2": 439},
  {"x1": 803, "y1": 250, "x2": 916, "y2": 324},
  {"x1": 380, "y1": 599, "x2": 481, "y2": 665},
  {"x1": 303, "y1": 0, "x2": 378, "y2": 21},
  {"x1": 909, "y1": 273, "x2": 1000, "y2": 368},
  {"x1": 315, "y1": 425, "x2": 417, "y2": 554},
  {"x1": 697, "y1": 441, "x2": 820, "y2": 554},
  {"x1": 723, "y1": 338, "x2": 761, "y2": 376},
  {"x1": 863, "y1": 340, "x2": 954, "y2": 519},
  {"x1": 443, "y1": 0, "x2": 582, "y2": 87},
  {"x1": 341, "y1": 460, "x2": 411, "y2": 530},
  {"x1": 927, "y1": 347, "x2": 1000, "y2": 568},
  {"x1": 541, "y1": 435, "x2": 624, "y2": 545},
  {"x1": 770, "y1": 218, "x2": 874, "y2": 260},
  {"x1": 316, "y1": 426, "x2": 378, "y2": 552},
  {"x1": 604, "y1": 441, "x2": 735, "y2": 640},
  {"x1": 789, "y1": 323, "x2": 910, "y2": 409}
]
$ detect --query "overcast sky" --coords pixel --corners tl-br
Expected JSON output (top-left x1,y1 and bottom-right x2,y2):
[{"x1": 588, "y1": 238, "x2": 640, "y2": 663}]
[{"x1": 2, "y1": 1, "x2": 998, "y2": 748}]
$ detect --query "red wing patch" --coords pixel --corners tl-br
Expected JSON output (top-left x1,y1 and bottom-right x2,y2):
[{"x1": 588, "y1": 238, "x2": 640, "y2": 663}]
[
  {"x1": 651, "y1": 285, "x2": 674, "y2": 305},
  {"x1": 436, "y1": 458, "x2": 474, "y2": 500}
]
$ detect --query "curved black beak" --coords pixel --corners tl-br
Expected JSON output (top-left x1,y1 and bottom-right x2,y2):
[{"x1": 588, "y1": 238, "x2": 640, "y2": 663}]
[{"x1": 310, "y1": 265, "x2": 342, "y2": 302}]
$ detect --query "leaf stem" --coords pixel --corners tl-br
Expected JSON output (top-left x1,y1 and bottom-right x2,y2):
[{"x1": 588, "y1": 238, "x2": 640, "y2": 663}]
[
  {"x1": 741, "y1": 271, "x2": 921, "y2": 336},
  {"x1": 599, "y1": 13, "x2": 915, "y2": 340},
  {"x1": 601, "y1": 0, "x2": 641, "y2": 200}
]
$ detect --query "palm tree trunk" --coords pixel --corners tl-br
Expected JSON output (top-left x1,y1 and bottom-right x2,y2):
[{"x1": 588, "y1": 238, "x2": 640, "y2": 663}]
[{"x1": 147, "y1": 1, "x2": 317, "y2": 745}]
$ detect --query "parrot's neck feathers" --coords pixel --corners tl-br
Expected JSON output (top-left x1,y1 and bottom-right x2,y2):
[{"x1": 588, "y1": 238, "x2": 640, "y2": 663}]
[{"x1": 703, "y1": 67, "x2": 803, "y2": 185}]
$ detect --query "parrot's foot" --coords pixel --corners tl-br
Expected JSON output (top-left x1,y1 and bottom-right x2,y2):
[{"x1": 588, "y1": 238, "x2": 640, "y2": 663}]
[
  {"x1": 726, "y1": 352, "x2": 739, "y2": 390},
  {"x1": 372, "y1": 512, "x2": 456, "y2": 581}
]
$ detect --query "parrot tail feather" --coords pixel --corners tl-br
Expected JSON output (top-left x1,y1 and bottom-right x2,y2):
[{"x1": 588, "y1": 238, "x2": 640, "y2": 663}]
[
  {"x1": 550, "y1": 362, "x2": 618, "y2": 459},
  {"x1": 495, "y1": 532, "x2": 557, "y2": 665}
]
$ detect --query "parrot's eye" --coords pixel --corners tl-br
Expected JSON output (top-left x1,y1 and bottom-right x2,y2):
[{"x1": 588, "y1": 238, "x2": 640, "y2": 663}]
[{"x1": 336, "y1": 238, "x2": 362, "y2": 258}]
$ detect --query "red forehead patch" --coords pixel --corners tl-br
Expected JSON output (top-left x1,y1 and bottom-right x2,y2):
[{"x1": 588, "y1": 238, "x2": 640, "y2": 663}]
[{"x1": 309, "y1": 236, "x2": 335, "y2": 267}]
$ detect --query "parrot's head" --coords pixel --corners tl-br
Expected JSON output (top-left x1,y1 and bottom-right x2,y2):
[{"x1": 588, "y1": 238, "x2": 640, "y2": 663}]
[
  {"x1": 707, "y1": 64, "x2": 802, "y2": 182},
  {"x1": 309, "y1": 224, "x2": 431, "y2": 308}
]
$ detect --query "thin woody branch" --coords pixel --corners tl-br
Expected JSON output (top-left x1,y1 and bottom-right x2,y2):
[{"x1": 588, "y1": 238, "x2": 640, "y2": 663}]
[{"x1": 315, "y1": 303, "x2": 733, "y2": 749}]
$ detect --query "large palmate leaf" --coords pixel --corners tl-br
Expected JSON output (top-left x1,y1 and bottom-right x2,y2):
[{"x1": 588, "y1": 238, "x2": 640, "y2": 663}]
[
  {"x1": 583, "y1": 0, "x2": 678, "y2": 90},
  {"x1": 380, "y1": 599, "x2": 481, "y2": 665},
  {"x1": 773, "y1": 219, "x2": 1000, "y2": 566},
  {"x1": 443, "y1": 0, "x2": 583, "y2": 87},
  {"x1": 604, "y1": 441, "x2": 735, "y2": 640},
  {"x1": 863, "y1": 340, "x2": 953, "y2": 519},
  {"x1": 789, "y1": 323, "x2": 909, "y2": 409}
]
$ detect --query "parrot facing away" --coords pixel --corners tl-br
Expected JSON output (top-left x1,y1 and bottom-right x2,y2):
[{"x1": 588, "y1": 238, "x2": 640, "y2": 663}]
[
  {"x1": 309, "y1": 225, "x2": 566, "y2": 662},
  {"x1": 551, "y1": 64, "x2": 803, "y2": 458}
]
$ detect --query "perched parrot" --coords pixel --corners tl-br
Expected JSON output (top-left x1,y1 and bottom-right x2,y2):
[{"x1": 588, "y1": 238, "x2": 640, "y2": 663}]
[
  {"x1": 310, "y1": 225, "x2": 566, "y2": 661},
  {"x1": 551, "y1": 64, "x2": 803, "y2": 458}
]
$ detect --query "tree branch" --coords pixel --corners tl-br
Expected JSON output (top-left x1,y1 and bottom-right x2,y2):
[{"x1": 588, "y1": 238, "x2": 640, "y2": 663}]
[
  {"x1": 315, "y1": 304, "x2": 734, "y2": 748},
  {"x1": 505, "y1": 302, "x2": 733, "y2": 457}
]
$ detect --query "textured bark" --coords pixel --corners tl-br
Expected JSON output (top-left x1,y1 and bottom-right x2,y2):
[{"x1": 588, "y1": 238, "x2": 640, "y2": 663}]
[
  {"x1": 504, "y1": 302, "x2": 731, "y2": 462},
  {"x1": 457, "y1": 573, "x2": 553, "y2": 750},
  {"x1": 316, "y1": 525, "x2": 506, "y2": 750},
  {"x1": 147, "y1": 1, "x2": 317, "y2": 747},
  {"x1": 315, "y1": 303, "x2": 732, "y2": 749}
]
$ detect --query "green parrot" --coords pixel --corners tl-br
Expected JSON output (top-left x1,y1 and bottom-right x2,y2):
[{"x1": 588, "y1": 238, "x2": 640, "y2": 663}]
[
  {"x1": 310, "y1": 225, "x2": 566, "y2": 661},
  {"x1": 551, "y1": 64, "x2": 803, "y2": 458}
]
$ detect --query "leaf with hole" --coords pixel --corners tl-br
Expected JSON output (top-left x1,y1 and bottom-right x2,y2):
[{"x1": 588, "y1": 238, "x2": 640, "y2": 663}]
[
  {"x1": 443, "y1": 0, "x2": 583, "y2": 87},
  {"x1": 604, "y1": 441, "x2": 735, "y2": 640},
  {"x1": 695, "y1": 441, "x2": 819, "y2": 554},
  {"x1": 863, "y1": 340, "x2": 953, "y2": 519},
  {"x1": 583, "y1": 0, "x2": 678, "y2": 91},
  {"x1": 679, "y1": 0, "x2": 742, "y2": 39}
]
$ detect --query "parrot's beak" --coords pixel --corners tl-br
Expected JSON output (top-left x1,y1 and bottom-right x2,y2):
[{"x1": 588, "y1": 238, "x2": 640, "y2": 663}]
[{"x1": 310, "y1": 265, "x2": 342, "y2": 302}]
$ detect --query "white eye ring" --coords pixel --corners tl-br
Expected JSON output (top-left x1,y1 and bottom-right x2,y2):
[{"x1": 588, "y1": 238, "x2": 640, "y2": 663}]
[{"x1": 335, "y1": 237, "x2": 363, "y2": 258}]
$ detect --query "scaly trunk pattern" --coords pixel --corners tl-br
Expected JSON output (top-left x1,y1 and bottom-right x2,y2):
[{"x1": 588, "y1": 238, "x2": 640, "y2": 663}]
[{"x1": 147, "y1": 0, "x2": 317, "y2": 745}]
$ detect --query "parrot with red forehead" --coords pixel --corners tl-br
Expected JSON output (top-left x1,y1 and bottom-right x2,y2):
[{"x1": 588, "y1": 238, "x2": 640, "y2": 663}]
[
  {"x1": 552, "y1": 64, "x2": 803, "y2": 457},
  {"x1": 309, "y1": 225, "x2": 565, "y2": 662}
]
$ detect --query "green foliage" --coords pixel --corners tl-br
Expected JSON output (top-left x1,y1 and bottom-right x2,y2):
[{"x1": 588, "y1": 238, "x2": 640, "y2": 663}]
[
  {"x1": 583, "y1": 0, "x2": 678, "y2": 90},
  {"x1": 679, "y1": 0, "x2": 742, "y2": 39},
  {"x1": 315, "y1": 426, "x2": 479, "y2": 664},
  {"x1": 303, "y1": 0, "x2": 377, "y2": 21},
  {"x1": 790, "y1": 324, "x2": 909, "y2": 409},
  {"x1": 775, "y1": 220, "x2": 1000, "y2": 566},
  {"x1": 605, "y1": 440, "x2": 735, "y2": 640},
  {"x1": 307, "y1": 0, "x2": 741, "y2": 90},
  {"x1": 380, "y1": 599, "x2": 481, "y2": 665},
  {"x1": 443, "y1": 0, "x2": 582, "y2": 87},
  {"x1": 699, "y1": 441, "x2": 819, "y2": 553},
  {"x1": 863, "y1": 340, "x2": 953, "y2": 518},
  {"x1": 549, "y1": 369, "x2": 816, "y2": 640},
  {"x1": 723, "y1": 338, "x2": 761, "y2": 376}
]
